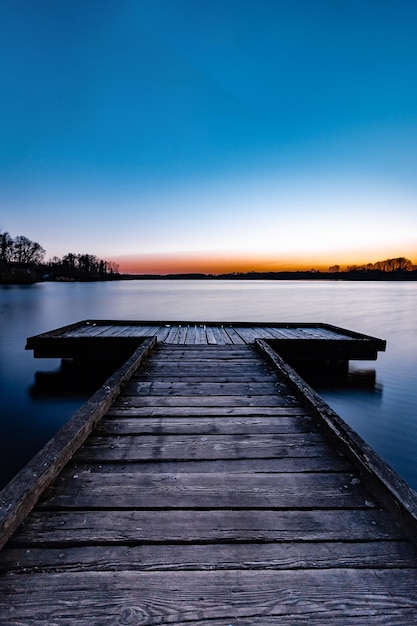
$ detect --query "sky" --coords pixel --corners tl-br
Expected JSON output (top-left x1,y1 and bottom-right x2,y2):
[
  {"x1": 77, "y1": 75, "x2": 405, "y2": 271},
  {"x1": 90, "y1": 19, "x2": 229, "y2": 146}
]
[{"x1": 1, "y1": 0, "x2": 417, "y2": 273}]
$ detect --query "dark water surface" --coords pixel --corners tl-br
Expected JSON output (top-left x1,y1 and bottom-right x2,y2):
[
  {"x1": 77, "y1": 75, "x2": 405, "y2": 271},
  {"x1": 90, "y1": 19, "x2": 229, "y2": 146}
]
[{"x1": 1, "y1": 280, "x2": 416, "y2": 490}]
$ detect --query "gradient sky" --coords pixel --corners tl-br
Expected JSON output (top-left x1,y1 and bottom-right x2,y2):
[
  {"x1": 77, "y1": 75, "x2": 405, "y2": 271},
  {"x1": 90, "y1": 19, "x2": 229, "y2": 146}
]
[{"x1": 1, "y1": 0, "x2": 417, "y2": 273}]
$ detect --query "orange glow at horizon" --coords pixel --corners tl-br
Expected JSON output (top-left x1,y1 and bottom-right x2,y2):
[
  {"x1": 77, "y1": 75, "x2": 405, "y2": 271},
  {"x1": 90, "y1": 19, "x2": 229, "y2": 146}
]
[
  {"x1": 113, "y1": 254, "x2": 304, "y2": 275},
  {"x1": 111, "y1": 250, "x2": 417, "y2": 275}
]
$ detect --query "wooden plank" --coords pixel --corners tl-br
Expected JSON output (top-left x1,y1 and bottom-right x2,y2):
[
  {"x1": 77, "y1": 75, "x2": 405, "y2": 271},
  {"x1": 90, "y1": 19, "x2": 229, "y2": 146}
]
[
  {"x1": 152, "y1": 343, "x2": 252, "y2": 352},
  {"x1": 114, "y1": 394, "x2": 300, "y2": 407},
  {"x1": 123, "y1": 381, "x2": 287, "y2": 395},
  {"x1": 107, "y1": 325, "x2": 144, "y2": 337},
  {"x1": 223, "y1": 326, "x2": 247, "y2": 344},
  {"x1": 252, "y1": 326, "x2": 278, "y2": 339},
  {"x1": 64, "y1": 323, "x2": 115, "y2": 338},
  {"x1": 0, "y1": 338, "x2": 157, "y2": 551},
  {"x1": 67, "y1": 456, "x2": 352, "y2": 474},
  {"x1": 232, "y1": 326, "x2": 258, "y2": 343},
  {"x1": 142, "y1": 362, "x2": 272, "y2": 371},
  {"x1": 195, "y1": 325, "x2": 207, "y2": 344},
  {"x1": 175, "y1": 325, "x2": 189, "y2": 344},
  {"x1": 75, "y1": 433, "x2": 332, "y2": 462},
  {"x1": 217, "y1": 326, "x2": 234, "y2": 344},
  {"x1": 267, "y1": 327, "x2": 297, "y2": 339},
  {"x1": 184, "y1": 325, "x2": 196, "y2": 344},
  {"x1": 205, "y1": 326, "x2": 217, "y2": 345},
  {"x1": 154, "y1": 325, "x2": 171, "y2": 342},
  {"x1": 8, "y1": 508, "x2": 402, "y2": 545},
  {"x1": 144, "y1": 352, "x2": 273, "y2": 361},
  {"x1": 144, "y1": 354, "x2": 266, "y2": 363},
  {"x1": 98, "y1": 415, "x2": 314, "y2": 435},
  {"x1": 99, "y1": 406, "x2": 309, "y2": 417},
  {"x1": 164, "y1": 325, "x2": 180, "y2": 342},
  {"x1": 38, "y1": 472, "x2": 373, "y2": 509},
  {"x1": 3, "y1": 540, "x2": 414, "y2": 574},
  {"x1": 92, "y1": 325, "x2": 137, "y2": 338},
  {"x1": 132, "y1": 373, "x2": 277, "y2": 382},
  {"x1": 126, "y1": 357, "x2": 273, "y2": 368},
  {"x1": 25, "y1": 319, "x2": 88, "y2": 344},
  {"x1": 60, "y1": 322, "x2": 108, "y2": 337},
  {"x1": 210, "y1": 326, "x2": 227, "y2": 345},
  {"x1": 1, "y1": 569, "x2": 417, "y2": 624}
]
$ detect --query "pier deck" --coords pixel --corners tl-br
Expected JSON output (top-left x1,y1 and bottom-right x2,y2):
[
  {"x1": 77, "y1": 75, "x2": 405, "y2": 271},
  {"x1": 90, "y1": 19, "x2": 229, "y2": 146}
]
[
  {"x1": 25, "y1": 319, "x2": 386, "y2": 363},
  {"x1": 1, "y1": 325, "x2": 417, "y2": 623}
]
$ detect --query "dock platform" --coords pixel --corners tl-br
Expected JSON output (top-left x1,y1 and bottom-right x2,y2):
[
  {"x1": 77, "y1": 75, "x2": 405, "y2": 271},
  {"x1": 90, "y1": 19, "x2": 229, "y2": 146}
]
[{"x1": 1, "y1": 322, "x2": 417, "y2": 623}]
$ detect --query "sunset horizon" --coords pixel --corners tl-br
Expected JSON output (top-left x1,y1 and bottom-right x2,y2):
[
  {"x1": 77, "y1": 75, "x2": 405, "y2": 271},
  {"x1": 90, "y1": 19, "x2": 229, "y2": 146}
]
[{"x1": 111, "y1": 249, "x2": 417, "y2": 276}]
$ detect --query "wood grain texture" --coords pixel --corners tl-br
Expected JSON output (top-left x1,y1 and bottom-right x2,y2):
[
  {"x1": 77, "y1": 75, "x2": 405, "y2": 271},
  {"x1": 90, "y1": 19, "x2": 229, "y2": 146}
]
[
  {"x1": 3, "y1": 540, "x2": 414, "y2": 573},
  {"x1": 97, "y1": 415, "x2": 313, "y2": 435},
  {"x1": 1, "y1": 570, "x2": 417, "y2": 624},
  {"x1": 38, "y1": 471, "x2": 372, "y2": 509},
  {"x1": 9, "y1": 508, "x2": 403, "y2": 545},
  {"x1": 66, "y1": 455, "x2": 352, "y2": 474},
  {"x1": 75, "y1": 433, "x2": 334, "y2": 462}
]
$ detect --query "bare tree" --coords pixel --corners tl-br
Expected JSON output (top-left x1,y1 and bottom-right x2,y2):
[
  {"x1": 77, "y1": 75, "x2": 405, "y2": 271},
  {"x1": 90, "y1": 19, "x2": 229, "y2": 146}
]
[{"x1": 12, "y1": 236, "x2": 45, "y2": 265}]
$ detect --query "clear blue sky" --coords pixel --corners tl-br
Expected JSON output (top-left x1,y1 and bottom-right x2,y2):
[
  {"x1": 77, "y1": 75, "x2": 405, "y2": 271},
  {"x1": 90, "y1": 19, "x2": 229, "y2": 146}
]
[{"x1": 1, "y1": 0, "x2": 416, "y2": 271}]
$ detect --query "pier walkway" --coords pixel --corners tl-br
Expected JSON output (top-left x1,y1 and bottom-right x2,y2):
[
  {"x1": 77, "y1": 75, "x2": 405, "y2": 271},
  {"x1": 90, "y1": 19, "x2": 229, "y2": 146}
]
[{"x1": 1, "y1": 328, "x2": 417, "y2": 623}]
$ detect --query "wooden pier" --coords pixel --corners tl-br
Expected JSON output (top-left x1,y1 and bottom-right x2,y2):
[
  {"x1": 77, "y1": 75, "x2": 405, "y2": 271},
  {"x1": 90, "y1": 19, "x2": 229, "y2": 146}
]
[{"x1": 2, "y1": 322, "x2": 417, "y2": 623}]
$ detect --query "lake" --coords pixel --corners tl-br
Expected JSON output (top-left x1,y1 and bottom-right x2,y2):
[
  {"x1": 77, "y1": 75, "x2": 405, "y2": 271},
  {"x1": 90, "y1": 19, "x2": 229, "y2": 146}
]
[{"x1": 1, "y1": 279, "x2": 416, "y2": 491}]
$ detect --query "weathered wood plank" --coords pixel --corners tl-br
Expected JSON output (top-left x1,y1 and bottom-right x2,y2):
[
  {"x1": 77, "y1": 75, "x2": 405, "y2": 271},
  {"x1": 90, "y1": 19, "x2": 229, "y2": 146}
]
[
  {"x1": 114, "y1": 394, "x2": 300, "y2": 407},
  {"x1": 123, "y1": 381, "x2": 287, "y2": 395},
  {"x1": 2, "y1": 541, "x2": 414, "y2": 573},
  {"x1": 38, "y1": 472, "x2": 372, "y2": 509},
  {"x1": 62, "y1": 323, "x2": 115, "y2": 338},
  {"x1": 106, "y1": 325, "x2": 144, "y2": 337},
  {"x1": 154, "y1": 325, "x2": 171, "y2": 342},
  {"x1": 68, "y1": 455, "x2": 352, "y2": 474},
  {"x1": 164, "y1": 325, "x2": 180, "y2": 342},
  {"x1": 252, "y1": 326, "x2": 278, "y2": 339},
  {"x1": 135, "y1": 345, "x2": 265, "y2": 358},
  {"x1": 1, "y1": 570, "x2": 417, "y2": 624},
  {"x1": 9, "y1": 508, "x2": 402, "y2": 546},
  {"x1": 195, "y1": 325, "x2": 207, "y2": 344},
  {"x1": 145, "y1": 358, "x2": 263, "y2": 367},
  {"x1": 232, "y1": 326, "x2": 258, "y2": 343},
  {"x1": 132, "y1": 374, "x2": 277, "y2": 383},
  {"x1": 209, "y1": 325, "x2": 227, "y2": 345},
  {"x1": 175, "y1": 325, "x2": 189, "y2": 343},
  {"x1": 75, "y1": 433, "x2": 332, "y2": 462},
  {"x1": 98, "y1": 406, "x2": 308, "y2": 417},
  {"x1": 98, "y1": 415, "x2": 314, "y2": 435},
  {"x1": 218, "y1": 325, "x2": 235, "y2": 344},
  {"x1": 223, "y1": 326, "x2": 247, "y2": 344},
  {"x1": 184, "y1": 325, "x2": 196, "y2": 344},
  {"x1": 205, "y1": 325, "x2": 217, "y2": 345}
]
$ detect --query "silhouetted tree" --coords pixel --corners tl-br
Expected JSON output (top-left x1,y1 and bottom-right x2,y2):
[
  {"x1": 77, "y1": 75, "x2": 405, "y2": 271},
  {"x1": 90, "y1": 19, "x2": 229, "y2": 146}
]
[
  {"x1": 12, "y1": 235, "x2": 45, "y2": 265},
  {"x1": 0, "y1": 231, "x2": 14, "y2": 265}
]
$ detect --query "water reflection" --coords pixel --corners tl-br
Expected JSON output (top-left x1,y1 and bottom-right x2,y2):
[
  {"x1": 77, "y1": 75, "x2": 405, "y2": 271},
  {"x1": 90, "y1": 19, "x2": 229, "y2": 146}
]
[{"x1": 29, "y1": 360, "x2": 115, "y2": 399}]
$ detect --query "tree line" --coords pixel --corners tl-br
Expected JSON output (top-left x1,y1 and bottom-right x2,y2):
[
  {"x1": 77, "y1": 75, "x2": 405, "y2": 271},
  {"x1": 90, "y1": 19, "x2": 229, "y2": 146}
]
[
  {"x1": 328, "y1": 257, "x2": 415, "y2": 273},
  {"x1": 0, "y1": 230, "x2": 119, "y2": 283}
]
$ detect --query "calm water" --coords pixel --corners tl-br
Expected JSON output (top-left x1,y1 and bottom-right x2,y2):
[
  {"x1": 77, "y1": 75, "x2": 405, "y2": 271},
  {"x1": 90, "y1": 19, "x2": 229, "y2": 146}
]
[{"x1": 1, "y1": 280, "x2": 416, "y2": 490}]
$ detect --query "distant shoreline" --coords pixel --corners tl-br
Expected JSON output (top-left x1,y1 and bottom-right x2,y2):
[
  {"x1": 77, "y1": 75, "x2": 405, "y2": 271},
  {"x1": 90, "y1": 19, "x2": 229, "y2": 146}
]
[
  {"x1": 116, "y1": 270, "x2": 417, "y2": 281},
  {"x1": 2, "y1": 270, "x2": 417, "y2": 286}
]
